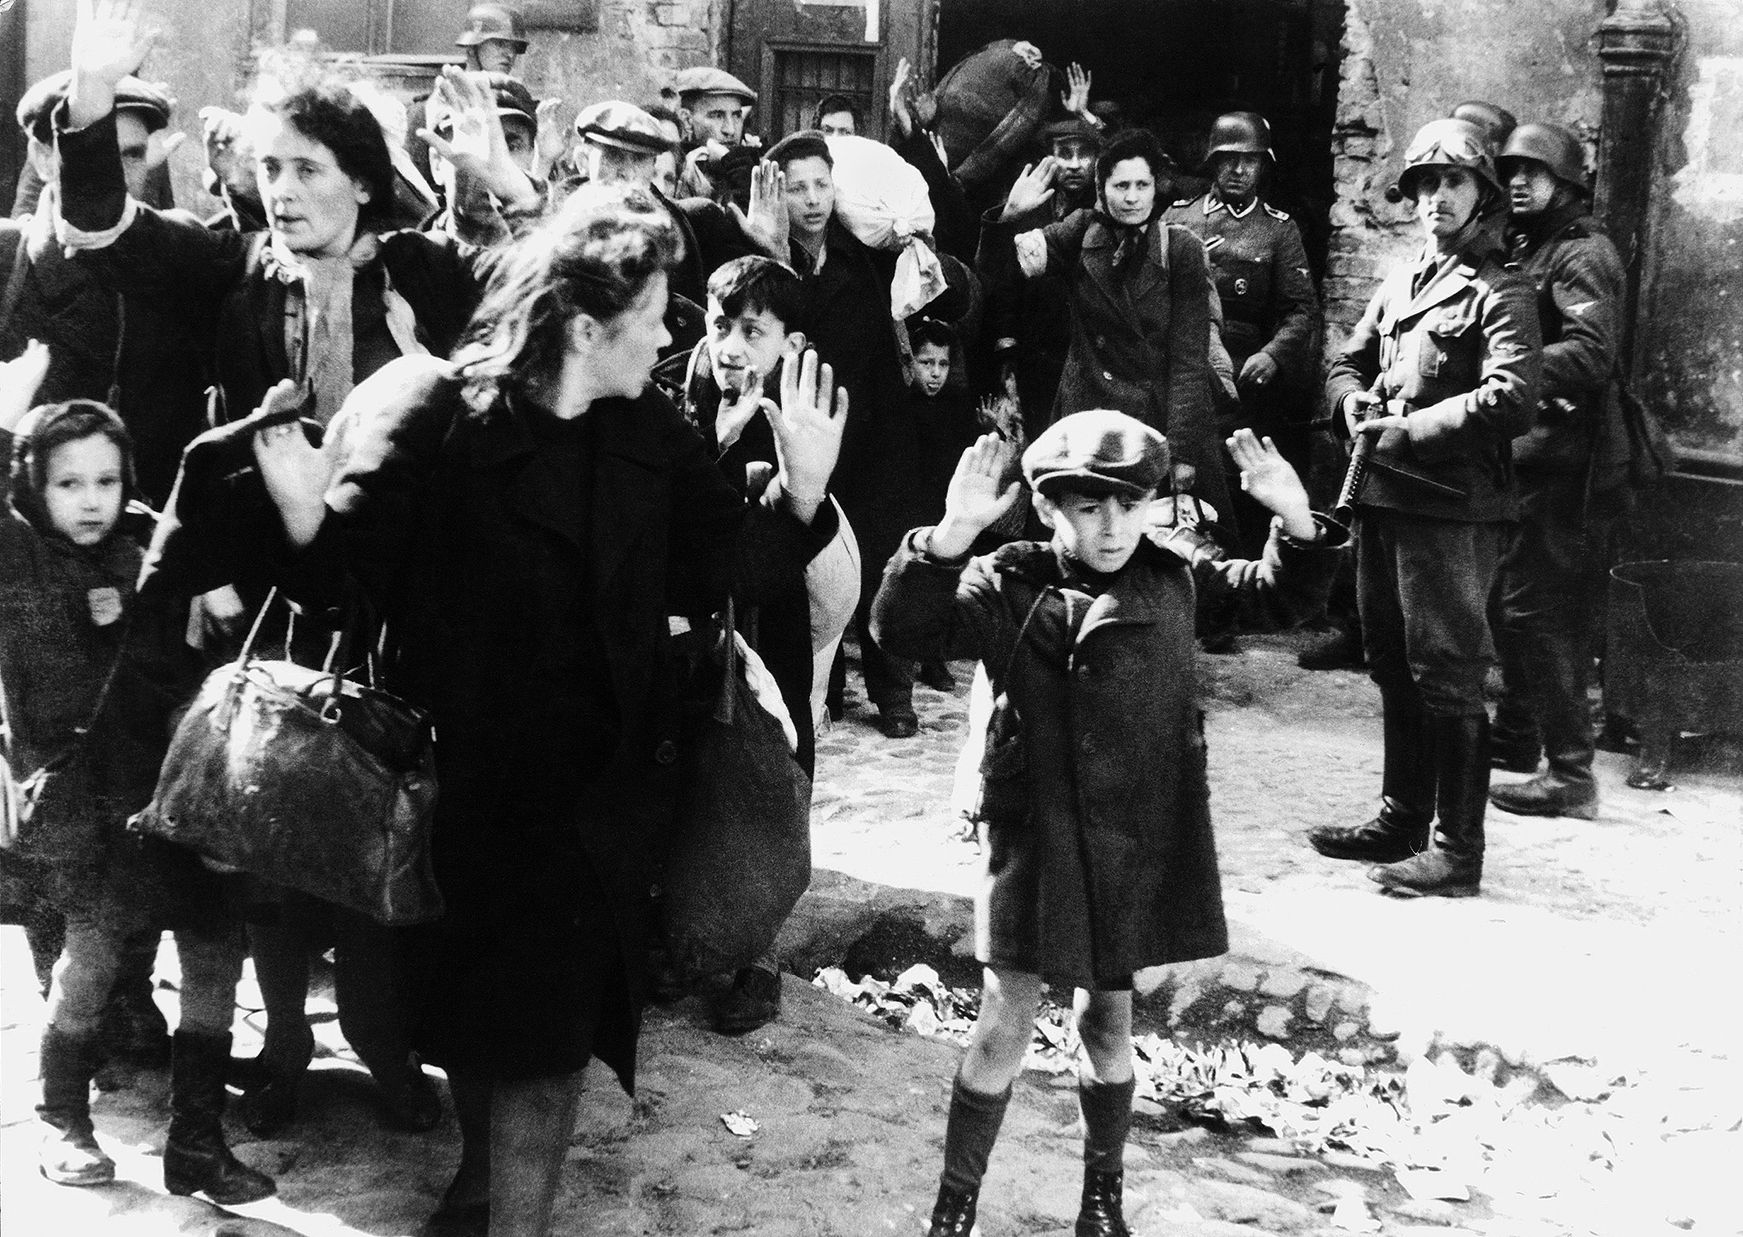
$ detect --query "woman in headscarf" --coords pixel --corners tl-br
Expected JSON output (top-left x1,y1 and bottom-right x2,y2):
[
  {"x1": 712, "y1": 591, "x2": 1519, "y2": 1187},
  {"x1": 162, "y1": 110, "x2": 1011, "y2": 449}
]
[{"x1": 977, "y1": 127, "x2": 1231, "y2": 522}]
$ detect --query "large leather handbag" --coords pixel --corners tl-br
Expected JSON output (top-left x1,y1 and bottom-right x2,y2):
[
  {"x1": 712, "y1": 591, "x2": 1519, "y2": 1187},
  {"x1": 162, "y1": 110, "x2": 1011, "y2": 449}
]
[
  {"x1": 132, "y1": 591, "x2": 443, "y2": 926},
  {"x1": 660, "y1": 599, "x2": 812, "y2": 983}
]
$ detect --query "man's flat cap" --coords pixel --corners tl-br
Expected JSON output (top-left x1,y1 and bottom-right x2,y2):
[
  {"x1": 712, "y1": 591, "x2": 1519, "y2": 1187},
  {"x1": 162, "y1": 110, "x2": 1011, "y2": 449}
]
[
  {"x1": 673, "y1": 67, "x2": 756, "y2": 104},
  {"x1": 574, "y1": 101, "x2": 670, "y2": 154},
  {"x1": 1023, "y1": 409, "x2": 1171, "y2": 498},
  {"x1": 17, "y1": 71, "x2": 173, "y2": 142}
]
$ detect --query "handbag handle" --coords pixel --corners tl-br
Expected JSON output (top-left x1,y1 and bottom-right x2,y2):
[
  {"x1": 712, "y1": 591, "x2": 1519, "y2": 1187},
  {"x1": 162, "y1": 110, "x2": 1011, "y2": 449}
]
[{"x1": 236, "y1": 587, "x2": 380, "y2": 721}]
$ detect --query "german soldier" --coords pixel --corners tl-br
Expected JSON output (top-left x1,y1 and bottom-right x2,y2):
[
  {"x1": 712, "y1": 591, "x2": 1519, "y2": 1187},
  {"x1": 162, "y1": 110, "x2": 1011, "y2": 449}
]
[{"x1": 1487, "y1": 122, "x2": 1625, "y2": 820}]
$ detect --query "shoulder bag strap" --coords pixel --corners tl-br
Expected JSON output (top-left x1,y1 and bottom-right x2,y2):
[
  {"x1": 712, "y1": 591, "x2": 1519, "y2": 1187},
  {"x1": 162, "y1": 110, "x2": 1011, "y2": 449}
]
[{"x1": 1, "y1": 230, "x2": 31, "y2": 335}]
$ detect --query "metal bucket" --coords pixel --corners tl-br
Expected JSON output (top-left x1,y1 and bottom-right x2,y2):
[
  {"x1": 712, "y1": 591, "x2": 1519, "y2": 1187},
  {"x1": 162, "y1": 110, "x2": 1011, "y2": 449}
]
[{"x1": 1605, "y1": 560, "x2": 1743, "y2": 787}]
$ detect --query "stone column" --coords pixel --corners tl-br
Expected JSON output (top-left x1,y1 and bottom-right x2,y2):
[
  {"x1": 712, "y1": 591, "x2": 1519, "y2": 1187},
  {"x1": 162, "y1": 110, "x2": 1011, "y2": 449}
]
[{"x1": 1594, "y1": 0, "x2": 1679, "y2": 373}]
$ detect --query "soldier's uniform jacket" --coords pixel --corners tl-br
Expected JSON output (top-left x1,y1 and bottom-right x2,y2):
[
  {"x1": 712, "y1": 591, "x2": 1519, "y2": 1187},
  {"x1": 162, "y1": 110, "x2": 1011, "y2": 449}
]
[
  {"x1": 1325, "y1": 233, "x2": 1542, "y2": 523},
  {"x1": 1503, "y1": 202, "x2": 1625, "y2": 476},
  {"x1": 1162, "y1": 191, "x2": 1320, "y2": 383}
]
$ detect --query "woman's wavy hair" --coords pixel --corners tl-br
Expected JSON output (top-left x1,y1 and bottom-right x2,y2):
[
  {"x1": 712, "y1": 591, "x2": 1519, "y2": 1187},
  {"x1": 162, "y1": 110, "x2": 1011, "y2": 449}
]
[
  {"x1": 454, "y1": 184, "x2": 685, "y2": 413},
  {"x1": 1094, "y1": 128, "x2": 1170, "y2": 221},
  {"x1": 245, "y1": 53, "x2": 397, "y2": 234}
]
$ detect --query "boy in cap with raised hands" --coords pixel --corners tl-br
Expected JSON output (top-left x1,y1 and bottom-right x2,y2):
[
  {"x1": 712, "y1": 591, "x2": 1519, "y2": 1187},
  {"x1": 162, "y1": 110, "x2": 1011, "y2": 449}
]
[{"x1": 871, "y1": 414, "x2": 1342, "y2": 1237}]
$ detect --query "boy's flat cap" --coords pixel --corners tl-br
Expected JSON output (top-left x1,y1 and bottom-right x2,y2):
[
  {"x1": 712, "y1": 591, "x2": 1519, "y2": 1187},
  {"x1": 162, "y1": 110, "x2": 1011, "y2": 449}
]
[
  {"x1": 674, "y1": 67, "x2": 756, "y2": 104},
  {"x1": 1023, "y1": 409, "x2": 1171, "y2": 498},
  {"x1": 17, "y1": 71, "x2": 172, "y2": 142}
]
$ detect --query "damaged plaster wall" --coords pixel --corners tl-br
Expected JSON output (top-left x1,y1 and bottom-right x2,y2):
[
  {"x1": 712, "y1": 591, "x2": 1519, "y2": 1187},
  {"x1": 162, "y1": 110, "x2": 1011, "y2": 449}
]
[
  {"x1": 1639, "y1": 0, "x2": 1743, "y2": 463},
  {"x1": 1325, "y1": 0, "x2": 1608, "y2": 351}
]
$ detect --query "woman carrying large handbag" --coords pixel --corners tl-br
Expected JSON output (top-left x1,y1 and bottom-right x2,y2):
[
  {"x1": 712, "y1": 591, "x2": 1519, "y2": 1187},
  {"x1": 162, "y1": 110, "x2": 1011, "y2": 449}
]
[{"x1": 246, "y1": 186, "x2": 847, "y2": 1237}]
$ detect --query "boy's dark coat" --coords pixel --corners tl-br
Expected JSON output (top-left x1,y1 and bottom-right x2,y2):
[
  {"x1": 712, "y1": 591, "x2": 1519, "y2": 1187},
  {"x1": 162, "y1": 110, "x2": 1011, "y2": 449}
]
[{"x1": 871, "y1": 527, "x2": 1338, "y2": 986}]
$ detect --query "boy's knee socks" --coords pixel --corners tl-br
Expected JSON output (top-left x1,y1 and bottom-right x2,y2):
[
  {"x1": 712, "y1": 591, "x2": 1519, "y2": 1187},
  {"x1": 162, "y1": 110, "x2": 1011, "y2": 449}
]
[
  {"x1": 940, "y1": 1073, "x2": 1013, "y2": 1194},
  {"x1": 1078, "y1": 1075, "x2": 1135, "y2": 1173}
]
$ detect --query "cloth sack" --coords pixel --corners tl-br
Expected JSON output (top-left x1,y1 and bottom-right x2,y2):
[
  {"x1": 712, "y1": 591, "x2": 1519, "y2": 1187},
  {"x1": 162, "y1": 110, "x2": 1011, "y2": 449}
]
[
  {"x1": 922, "y1": 40, "x2": 1055, "y2": 188},
  {"x1": 662, "y1": 600, "x2": 813, "y2": 983},
  {"x1": 132, "y1": 593, "x2": 443, "y2": 926},
  {"x1": 825, "y1": 134, "x2": 948, "y2": 322}
]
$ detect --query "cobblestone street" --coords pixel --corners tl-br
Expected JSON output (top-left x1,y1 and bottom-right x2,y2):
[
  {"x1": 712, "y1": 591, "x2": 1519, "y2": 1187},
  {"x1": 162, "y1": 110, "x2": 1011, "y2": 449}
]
[{"x1": 4, "y1": 628, "x2": 1739, "y2": 1235}]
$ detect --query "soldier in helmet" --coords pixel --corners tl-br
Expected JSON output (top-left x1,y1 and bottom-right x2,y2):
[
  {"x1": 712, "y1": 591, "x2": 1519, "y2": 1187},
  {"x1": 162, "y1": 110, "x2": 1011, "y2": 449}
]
[
  {"x1": 405, "y1": 4, "x2": 532, "y2": 194},
  {"x1": 1486, "y1": 122, "x2": 1625, "y2": 821},
  {"x1": 456, "y1": 2, "x2": 530, "y2": 75},
  {"x1": 1306, "y1": 118, "x2": 1541, "y2": 899},
  {"x1": 1164, "y1": 111, "x2": 1321, "y2": 558}
]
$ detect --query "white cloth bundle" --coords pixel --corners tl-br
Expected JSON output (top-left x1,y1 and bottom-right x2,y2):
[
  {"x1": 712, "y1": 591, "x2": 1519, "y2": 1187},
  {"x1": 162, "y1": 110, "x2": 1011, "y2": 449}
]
[{"x1": 825, "y1": 134, "x2": 947, "y2": 321}]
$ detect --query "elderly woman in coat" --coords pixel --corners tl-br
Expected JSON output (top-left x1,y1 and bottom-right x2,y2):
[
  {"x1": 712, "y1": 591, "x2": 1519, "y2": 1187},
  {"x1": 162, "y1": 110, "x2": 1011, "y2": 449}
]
[
  {"x1": 978, "y1": 127, "x2": 1231, "y2": 522},
  {"x1": 250, "y1": 184, "x2": 846, "y2": 1237}
]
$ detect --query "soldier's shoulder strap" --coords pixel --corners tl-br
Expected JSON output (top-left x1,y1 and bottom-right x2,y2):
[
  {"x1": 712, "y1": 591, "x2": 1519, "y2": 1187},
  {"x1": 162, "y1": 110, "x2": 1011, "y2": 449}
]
[{"x1": 1263, "y1": 202, "x2": 1292, "y2": 221}]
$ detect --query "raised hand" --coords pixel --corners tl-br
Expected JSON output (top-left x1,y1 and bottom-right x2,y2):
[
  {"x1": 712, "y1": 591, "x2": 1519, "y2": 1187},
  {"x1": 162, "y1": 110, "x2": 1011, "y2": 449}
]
[
  {"x1": 251, "y1": 380, "x2": 334, "y2": 548},
  {"x1": 69, "y1": 0, "x2": 156, "y2": 128},
  {"x1": 888, "y1": 56, "x2": 915, "y2": 138},
  {"x1": 420, "y1": 67, "x2": 538, "y2": 207},
  {"x1": 932, "y1": 433, "x2": 1021, "y2": 558},
  {"x1": 200, "y1": 105, "x2": 254, "y2": 196},
  {"x1": 999, "y1": 157, "x2": 1057, "y2": 221},
  {"x1": 532, "y1": 98, "x2": 569, "y2": 180},
  {"x1": 1226, "y1": 427, "x2": 1315, "y2": 539},
  {"x1": 732, "y1": 160, "x2": 790, "y2": 259},
  {"x1": 0, "y1": 340, "x2": 51, "y2": 434},
  {"x1": 767, "y1": 347, "x2": 847, "y2": 524},
  {"x1": 1061, "y1": 62, "x2": 1093, "y2": 117},
  {"x1": 713, "y1": 365, "x2": 773, "y2": 453}
]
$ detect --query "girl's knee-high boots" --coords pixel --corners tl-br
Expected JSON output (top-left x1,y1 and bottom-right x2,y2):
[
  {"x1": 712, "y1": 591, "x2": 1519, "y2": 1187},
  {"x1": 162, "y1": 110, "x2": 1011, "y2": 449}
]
[
  {"x1": 164, "y1": 1029, "x2": 276, "y2": 1204},
  {"x1": 1076, "y1": 1076, "x2": 1135, "y2": 1237},
  {"x1": 927, "y1": 1074, "x2": 1012, "y2": 1236}
]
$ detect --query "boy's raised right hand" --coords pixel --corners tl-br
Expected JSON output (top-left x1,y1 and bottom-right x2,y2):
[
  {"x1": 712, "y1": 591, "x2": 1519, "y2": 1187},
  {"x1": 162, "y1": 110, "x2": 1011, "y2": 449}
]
[{"x1": 929, "y1": 433, "x2": 1021, "y2": 559}]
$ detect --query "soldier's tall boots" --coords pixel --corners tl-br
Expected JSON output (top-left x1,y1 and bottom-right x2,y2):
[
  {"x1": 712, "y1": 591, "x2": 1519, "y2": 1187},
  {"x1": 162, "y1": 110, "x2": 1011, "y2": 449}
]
[
  {"x1": 1489, "y1": 622, "x2": 1544, "y2": 772},
  {"x1": 1371, "y1": 714, "x2": 1488, "y2": 898},
  {"x1": 1490, "y1": 629, "x2": 1598, "y2": 819},
  {"x1": 1076, "y1": 1076, "x2": 1135, "y2": 1237},
  {"x1": 1309, "y1": 686, "x2": 1434, "y2": 862},
  {"x1": 164, "y1": 1030, "x2": 276, "y2": 1204},
  {"x1": 926, "y1": 1075, "x2": 1011, "y2": 1236},
  {"x1": 37, "y1": 1025, "x2": 115, "y2": 1186}
]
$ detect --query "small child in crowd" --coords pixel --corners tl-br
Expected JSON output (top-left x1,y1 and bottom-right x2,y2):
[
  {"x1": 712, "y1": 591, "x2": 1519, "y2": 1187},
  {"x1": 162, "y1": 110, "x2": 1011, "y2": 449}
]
[
  {"x1": 904, "y1": 317, "x2": 981, "y2": 692},
  {"x1": 0, "y1": 343, "x2": 271, "y2": 1203},
  {"x1": 870, "y1": 410, "x2": 1344, "y2": 1237}
]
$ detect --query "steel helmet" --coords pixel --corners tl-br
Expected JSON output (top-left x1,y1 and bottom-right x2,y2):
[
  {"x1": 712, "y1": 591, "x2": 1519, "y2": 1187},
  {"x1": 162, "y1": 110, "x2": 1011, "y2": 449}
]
[
  {"x1": 1498, "y1": 122, "x2": 1591, "y2": 193},
  {"x1": 455, "y1": 3, "x2": 529, "y2": 53},
  {"x1": 1204, "y1": 110, "x2": 1275, "y2": 165},
  {"x1": 1396, "y1": 118, "x2": 1502, "y2": 202},
  {"x1": 1449, "y1": 100, "x2": 1518, "y2": 148}
]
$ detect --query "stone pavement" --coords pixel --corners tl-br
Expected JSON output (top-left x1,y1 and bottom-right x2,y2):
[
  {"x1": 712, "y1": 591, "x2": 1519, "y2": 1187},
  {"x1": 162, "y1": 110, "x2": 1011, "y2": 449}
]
[{"x1": 2, "y1": 629, "x2": 1738, "y2": 1236}]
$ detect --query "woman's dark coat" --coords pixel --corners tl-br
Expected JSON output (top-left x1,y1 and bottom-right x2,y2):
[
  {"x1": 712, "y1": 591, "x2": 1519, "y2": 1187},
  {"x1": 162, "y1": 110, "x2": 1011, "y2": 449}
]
[
  {"x1": 980, "y1": 210, "x2": 1219, "y2": 469},
  {"x1": 871, "y1": 523, "x2": 1340, "y2": 987},
  {"x1": 275, "y1": 357, "x2": 833, "y2": 1090}
]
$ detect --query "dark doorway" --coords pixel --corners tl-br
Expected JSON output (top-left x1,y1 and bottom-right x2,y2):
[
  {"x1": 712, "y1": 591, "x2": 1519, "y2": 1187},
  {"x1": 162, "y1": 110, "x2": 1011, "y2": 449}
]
[{"x1": 934, "y1": 0, "x2": 1345, "y2": 281}]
